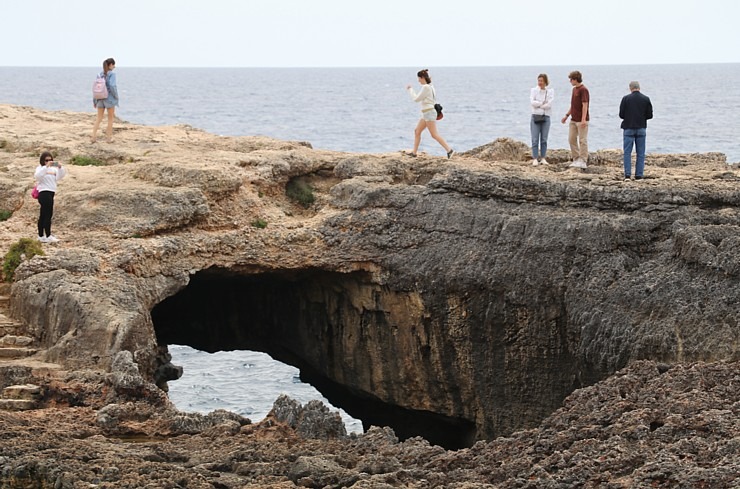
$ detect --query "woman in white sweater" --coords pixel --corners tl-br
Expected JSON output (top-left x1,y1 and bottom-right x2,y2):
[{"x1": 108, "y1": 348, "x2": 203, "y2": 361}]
[
  {"x1": 529, "y1": 73, "x2": 555, "y2": 166},
  {"x1": 405, "y1": 69, "x2": 454, "y2": 159},
  {"x1": 34, "y1": 151, "x2": 67, "y2": 243}
]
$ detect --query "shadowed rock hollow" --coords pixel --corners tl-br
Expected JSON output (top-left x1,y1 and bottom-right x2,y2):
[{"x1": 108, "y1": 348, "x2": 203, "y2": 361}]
[{"x1": 1, "y1": 105, "x2": 738, "y2": 456}]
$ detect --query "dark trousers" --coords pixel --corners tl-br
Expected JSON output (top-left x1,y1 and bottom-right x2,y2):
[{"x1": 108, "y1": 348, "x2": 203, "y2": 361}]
[{"x1": 37, "y1": 191, "x2": 55, "y2": 237}]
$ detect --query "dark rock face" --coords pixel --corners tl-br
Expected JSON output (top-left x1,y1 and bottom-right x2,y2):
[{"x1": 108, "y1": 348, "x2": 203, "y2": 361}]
[{"x1": 150, "y1": 158, "x2": 739, "y2": 447}]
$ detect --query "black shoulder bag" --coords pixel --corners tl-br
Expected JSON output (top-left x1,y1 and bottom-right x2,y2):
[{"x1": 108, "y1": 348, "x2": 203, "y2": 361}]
[{"x1": 432, "y1": 86, "x2": 443, "y2": 120}]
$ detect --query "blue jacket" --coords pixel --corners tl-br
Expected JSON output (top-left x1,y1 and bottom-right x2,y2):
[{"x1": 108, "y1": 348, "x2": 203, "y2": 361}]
[{"x1": 94, "y1": 71, "x2": 119, "y2": 107}]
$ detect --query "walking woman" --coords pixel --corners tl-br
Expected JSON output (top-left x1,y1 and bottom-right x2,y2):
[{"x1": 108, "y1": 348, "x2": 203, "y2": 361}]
[
  {"x1": 405, "y1": 69, "x2": 454, "y2": 159},
  {"x1": 529, "y1": 73, "x2": 554, "y2": 166},
  {"x1": 91, "y1": 58, "x2": 118, "y2": 143},
  {"x1": 34, "y1": 151, "x2": 67, "y2": 243}
]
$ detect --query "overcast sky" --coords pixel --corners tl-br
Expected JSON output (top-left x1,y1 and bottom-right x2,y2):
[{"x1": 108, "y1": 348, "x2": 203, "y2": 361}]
[{"x1": 3, "y1": 0, "x2": 738, "y2": 67}]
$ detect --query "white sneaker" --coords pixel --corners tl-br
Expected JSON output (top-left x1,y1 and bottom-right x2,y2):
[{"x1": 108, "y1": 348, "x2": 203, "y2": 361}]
[
  {"x1": 540, "y1": 158, "x2": 549, "y2": 165},
  {"x1": 46, "y1": 235, "x2": 60, "y2": 243},
  {"x1": 569, "y1": 159, "x2": 587, "y2": 169},
  {"x1": 530, "y1": 158, "x2": 539, "y2": 166},
  {"x1": 37, "y1": 236, "x2": 48, "y2": 243}
]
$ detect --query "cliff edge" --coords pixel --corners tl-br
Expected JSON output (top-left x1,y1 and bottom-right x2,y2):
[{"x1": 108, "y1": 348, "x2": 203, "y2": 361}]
[{"x1": 1, "y1": 104, "x2": 738, "y2": 456}]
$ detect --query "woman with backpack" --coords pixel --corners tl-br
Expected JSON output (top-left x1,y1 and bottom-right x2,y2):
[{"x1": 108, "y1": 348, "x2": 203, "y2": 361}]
[
  {"x1": 405, "y1": 69, "x2": 454, "y2": 159},
  {"x1": 91, "y1": 58, "x2": 118, "y2": 143}
]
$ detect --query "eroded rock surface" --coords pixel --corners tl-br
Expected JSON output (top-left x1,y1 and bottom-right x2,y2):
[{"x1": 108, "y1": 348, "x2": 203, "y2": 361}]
[
  {"x1": 0, "y1": 104, "x2": 738, "y2": 458},
  {"x1": 0, "y1": 361, "x2": 737, "y2": 488}
]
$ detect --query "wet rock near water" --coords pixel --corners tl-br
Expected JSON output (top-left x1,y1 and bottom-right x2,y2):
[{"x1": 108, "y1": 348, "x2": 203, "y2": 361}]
[{"x1": 0, "y1": 361, "x2": 736, "y2": 488}]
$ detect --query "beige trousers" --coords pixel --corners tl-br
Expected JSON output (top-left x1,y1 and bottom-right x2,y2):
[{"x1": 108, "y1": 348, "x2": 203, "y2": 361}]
[{"x1": 568, "y1": 121, "x2": 589, "y2": 161}]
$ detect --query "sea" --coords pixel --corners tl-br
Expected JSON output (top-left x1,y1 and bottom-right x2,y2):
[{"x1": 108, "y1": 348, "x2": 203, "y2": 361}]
[{"x1": 1, "y1": 64, "x2": 738, "y2": 433}]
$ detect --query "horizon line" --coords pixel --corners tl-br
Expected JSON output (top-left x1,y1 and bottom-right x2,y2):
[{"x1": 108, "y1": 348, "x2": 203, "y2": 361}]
[{"x1": 1, "y1": 61, "x2": 739, "y2": 69}]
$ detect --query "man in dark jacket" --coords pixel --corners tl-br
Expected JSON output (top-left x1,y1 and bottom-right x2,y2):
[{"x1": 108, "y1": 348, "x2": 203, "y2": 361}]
[{"x1": 619, "y1": 81, "x2": 653, "y2": 180}]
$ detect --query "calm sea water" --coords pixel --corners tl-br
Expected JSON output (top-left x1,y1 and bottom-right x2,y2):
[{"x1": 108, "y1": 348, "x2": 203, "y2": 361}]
[
  {"x1": 166, "y1": 345, "x2": 363, "y2": 433},
  {"x1": 2, "y1": 65, "x2": 737, "y2": 430},
  {"x1": 1, "y1": 65, "x2": 739, "y2": 161}
]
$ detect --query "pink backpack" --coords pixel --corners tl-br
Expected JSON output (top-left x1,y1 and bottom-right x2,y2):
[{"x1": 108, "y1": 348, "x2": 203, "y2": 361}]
[{"x1": 92, "y1": 73, "x2": 108, "y2": 100}]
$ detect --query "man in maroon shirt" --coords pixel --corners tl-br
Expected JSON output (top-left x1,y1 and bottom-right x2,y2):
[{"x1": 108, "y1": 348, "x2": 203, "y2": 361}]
[{"x1": 561, "y1": 70, "x2": 590, "y2": 168}]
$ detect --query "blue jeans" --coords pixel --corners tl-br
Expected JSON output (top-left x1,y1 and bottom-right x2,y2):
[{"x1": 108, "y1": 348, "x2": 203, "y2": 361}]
[
  {"x1": 623, "y1": 128, "x2": 647, "y2": 177},
  {"x1": 530, "y1": 116, "x2": 551, "y2": 159}
]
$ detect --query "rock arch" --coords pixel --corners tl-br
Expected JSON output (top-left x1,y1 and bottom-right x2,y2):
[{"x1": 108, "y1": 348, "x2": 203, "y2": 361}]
[{"x1": 151, "y1": 267, "x2": 478, "y2": 449}]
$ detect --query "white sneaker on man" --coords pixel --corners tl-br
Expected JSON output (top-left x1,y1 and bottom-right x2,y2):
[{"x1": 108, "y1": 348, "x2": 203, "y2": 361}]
[
  {"x1": 46, "y1": 235, "x2": 60, "y2": 243},
  {"x1": 37, "y1": 236, "x2": 48, "y2": 243},
  {"x1": 530, "y1": 158, "x2": 539, "y2": 166},
  {"x1": 569, "y1": 159, "x2": 587, "y2": 169},
  {"x1": 540, "y1": 158, "x2": 549, "y2": 165}
]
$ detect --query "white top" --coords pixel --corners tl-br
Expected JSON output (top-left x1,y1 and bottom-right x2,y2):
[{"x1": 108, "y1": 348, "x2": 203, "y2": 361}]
[
  {"x1": 34, "y1": 164, "x2": 67, "y2": 193},
  {"x1": 408, "y1": 84, "x2": 436, "y2": 111},
  {"x1": 530, "y1": 87, "x2": 554, "y2": 116}
]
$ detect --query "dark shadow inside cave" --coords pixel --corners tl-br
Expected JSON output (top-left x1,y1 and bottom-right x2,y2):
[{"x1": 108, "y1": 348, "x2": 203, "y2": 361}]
[{"x1": 151, "y1": 266, "x2": 477, "y2": 450}]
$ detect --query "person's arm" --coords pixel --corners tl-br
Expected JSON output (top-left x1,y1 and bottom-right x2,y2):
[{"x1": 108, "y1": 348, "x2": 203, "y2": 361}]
[
  {"x1": 56, "y1": 165, "x2": 67, "y2": 181},
  {"x1": 108, "y1": 72, "x2": 119, "y2": 101},
  {"x1": 407, "y1": 85, "x2": 429, "y2": 103},
  {"x1": 646, "y1": 98, "x2": 653, "y2": 120},
  {"x1": 561, "y1": 108, "x2": 570, "y2": 124},
  {"x1": 541, "y1": 88, "x2": 553, "y2": 110},
  {"x1": 34, "y1": 165, "x2": 46, "y2": 181},
  {"x1": 580, "y1": 102, "x2": 589, "y2": 126},
  {"x1": 619, "y1": 96, "x2": 626, "y2": 120},
  {"x1": 530, "y1": 88, "x2": 542, "y2": 109}
]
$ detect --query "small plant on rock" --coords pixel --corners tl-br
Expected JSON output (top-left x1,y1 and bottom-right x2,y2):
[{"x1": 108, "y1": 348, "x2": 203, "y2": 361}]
[
  {"x1": 0, "y1": 209, "x2": 12, "y2": 222},
  {"x1": 70, "y1": 155, "x2": 105, "y2": 166},
  {"x1": 251, "y1": 218, "x2": 268, "y2": 229},
  {"x1": 2, "y1": 238, "x2": 44, "y2": 282},
  {"x1": 286, "y1": 178, "x2": 315, "y2": 208}
]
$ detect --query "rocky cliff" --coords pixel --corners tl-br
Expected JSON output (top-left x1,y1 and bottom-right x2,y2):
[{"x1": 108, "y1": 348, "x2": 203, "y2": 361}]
[{"x1": 1, "y1": 105, "x2": 738, "y2": 455}]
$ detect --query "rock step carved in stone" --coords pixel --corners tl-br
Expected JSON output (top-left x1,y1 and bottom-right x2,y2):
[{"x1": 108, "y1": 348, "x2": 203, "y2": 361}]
[
  {"x1": 0, "y1": 288, "x2": 29, "y2": 339},
  {"x1": 0, "y1": 383, "x2": 41, "y2": 411},
  {"x1": 0, "y1": 347, "x2": 38, "y2": 359}
]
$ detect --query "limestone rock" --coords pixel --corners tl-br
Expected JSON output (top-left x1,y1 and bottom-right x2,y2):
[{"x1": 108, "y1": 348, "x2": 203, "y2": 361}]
[
  {"x1": 269, "y1": 395, "x2": 347, "y2": 440},
  {"x1": 0, "y1": 104, "x2": 737, "y2": 455}
]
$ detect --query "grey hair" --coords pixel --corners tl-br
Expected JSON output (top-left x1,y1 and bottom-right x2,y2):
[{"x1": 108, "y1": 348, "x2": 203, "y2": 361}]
[{"x1": 629, "y1": 81, "x2": 640, "y2": 90}]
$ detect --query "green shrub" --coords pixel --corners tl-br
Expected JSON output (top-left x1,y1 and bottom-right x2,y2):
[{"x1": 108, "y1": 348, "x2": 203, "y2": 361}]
[
  {"x1": 0, "y1": 209, "x2": 12, "y2": 222},
  {"x1": 70, "y1": 155, "x2": 105, "y2": 166},
  {"x1": 251, "y1": 218, "x2": 268, "y2": 229},
  {"x1": 2, "y1": 238, "x2": 44, "y2": 282},
  {"x1": 286, "y1": 178, "x2": 315, "y2": 208}
]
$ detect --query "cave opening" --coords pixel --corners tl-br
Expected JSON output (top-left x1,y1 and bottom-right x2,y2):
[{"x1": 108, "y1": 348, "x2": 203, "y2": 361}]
[{"x1": 150, "y1": 266, "x2": 477, "y2": 450}]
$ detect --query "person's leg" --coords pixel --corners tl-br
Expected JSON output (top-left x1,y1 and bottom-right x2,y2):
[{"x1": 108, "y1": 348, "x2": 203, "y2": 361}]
[
  {"x1": 106, "y1": 107, "x2": 115, "y2": 141},
  {"x1": 92, "y1": 106, "x2": 105, "y2": 141},
  {"x1": 635, "y1": 128, "x2": 647, "y2": 178},
  {"x1": 568, "y1": 122, "x2": 579, "y2": 160},
  {"x1": 38, "y1": 192, "x2": 53, "y2": 237},
  {"x1": 412, "y1": 119, "x2": 426, "y2": 154},
  {"x1": 45, "y1": 192, "x2": 54, "y2": 237},
  {"x1": 578, "y1": 123, "x2": 589, "y2": 162},
  {"x1": 426, "y1": 120, "x2": 451, "y2": 153},
  {"x1": 540, "y1": 117, "x2": 551, "y2": 159},
  {"x1": 37, "y1": 200, "x2": 45, "y2": 237},
  {"x1": 623, "y1": 129, "x2": 635, "y2": 178},
  {"x1": 530, "y1": 117, "x2": 540, "y2": 159}
]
